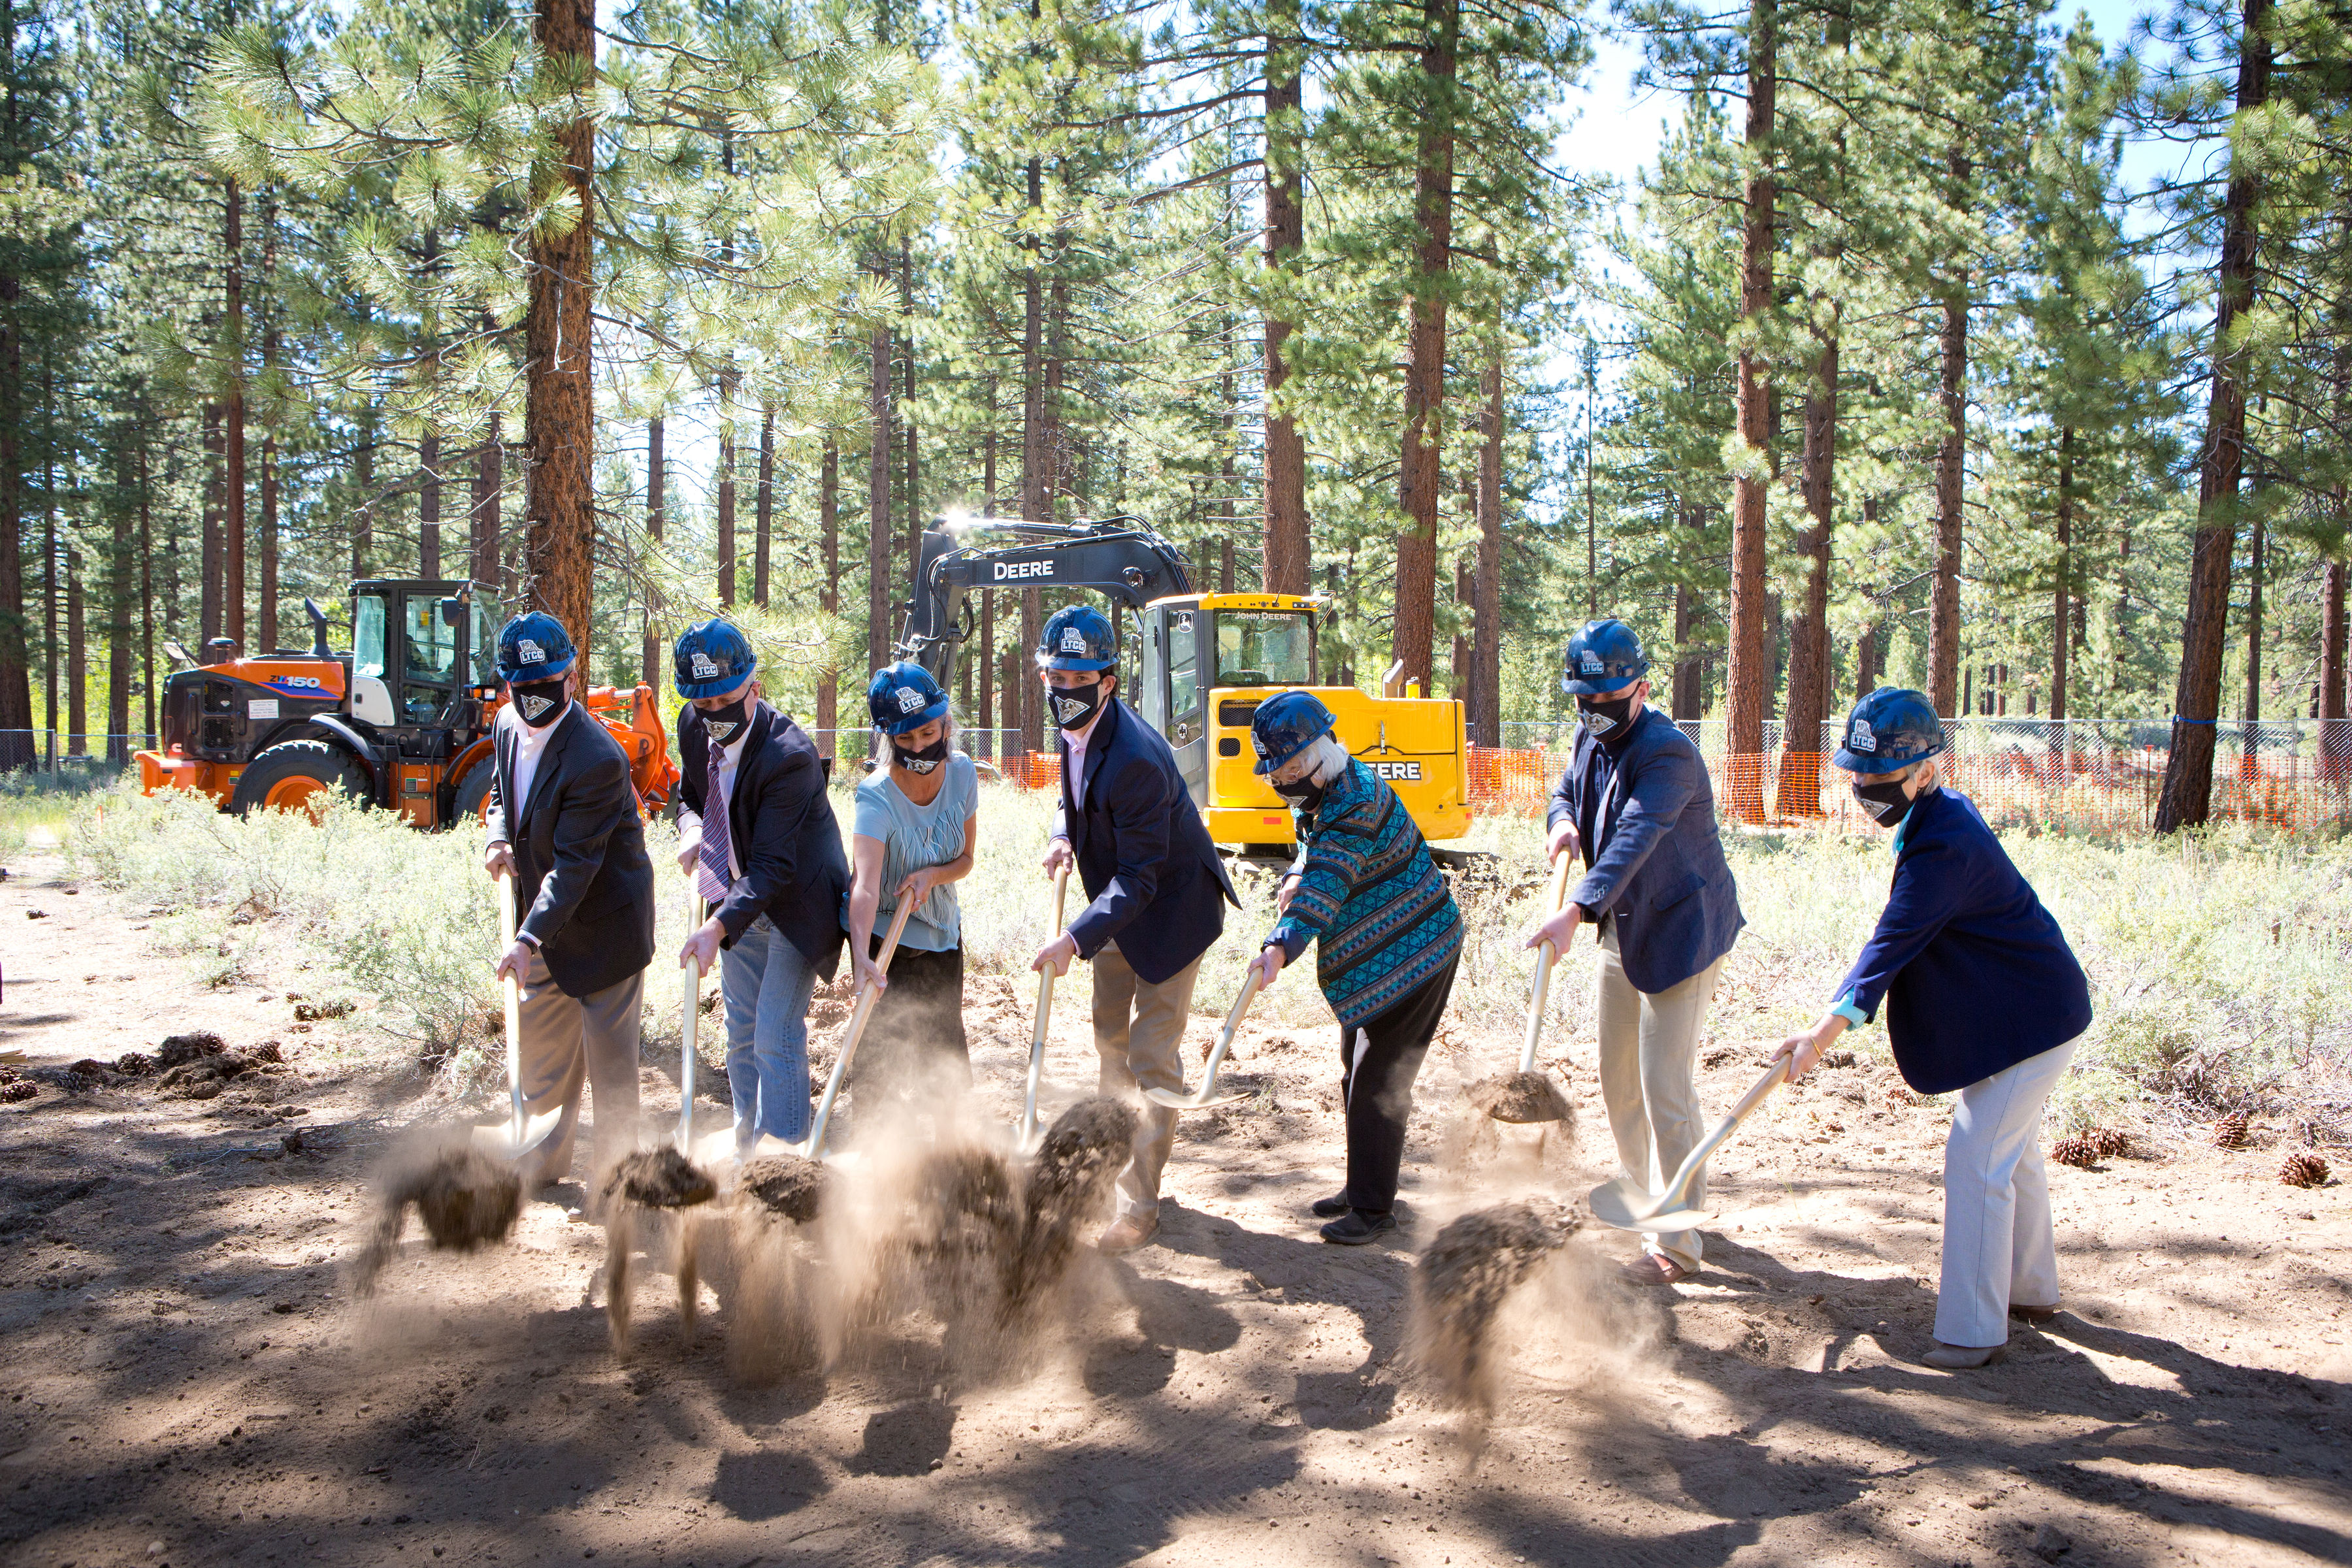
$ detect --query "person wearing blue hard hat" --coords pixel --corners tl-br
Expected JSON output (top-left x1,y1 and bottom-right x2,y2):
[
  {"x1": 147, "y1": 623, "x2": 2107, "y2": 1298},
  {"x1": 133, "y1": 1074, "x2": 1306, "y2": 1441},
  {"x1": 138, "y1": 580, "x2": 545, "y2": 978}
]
[
  {"x1": 1032, "y1": 602, "x2": 1238, "y2": 1254},
  {"x1": 1246, "y1": 691, "x2": 1462, "y2": 1245},
  {"x1": 1772, "y1": 688, "x2": 2092, "y2": 1369},
  {"x1": 842, "y1": 660, "x2": 979, "y2": 1103},
  {"x1": 670, "y1": 619, "x2": 850, "y2": 1156},
  {"x1": 482, "y1": 610, "x2": 657, "y2": 1192},
  {"x1": 1529, "y1": 617, "x2": 1745, "y2": 1286}
]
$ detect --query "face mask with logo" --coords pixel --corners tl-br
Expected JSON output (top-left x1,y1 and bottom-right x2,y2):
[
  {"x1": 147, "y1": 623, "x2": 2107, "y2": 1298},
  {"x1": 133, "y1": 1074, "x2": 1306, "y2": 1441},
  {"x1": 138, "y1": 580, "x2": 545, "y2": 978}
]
[
  {"x1": 1851, "y1": 776, "x2": 1916, "y2": 828},
  {"x1": 1578, "y1": 692, "x2": 1636, "y2": 740},
  {"x1": 512, "y1": 678, "x2": 567, "y2": 728},
  {"x1": 892, "y1": 734, "x2": 951, "y2": 774},
  {"x1": 699, "y1": 695, "x2": 751, "y2": 743},
  {"x1": 1049, "y1": 680, "x2": 1103, "y2": 732}
]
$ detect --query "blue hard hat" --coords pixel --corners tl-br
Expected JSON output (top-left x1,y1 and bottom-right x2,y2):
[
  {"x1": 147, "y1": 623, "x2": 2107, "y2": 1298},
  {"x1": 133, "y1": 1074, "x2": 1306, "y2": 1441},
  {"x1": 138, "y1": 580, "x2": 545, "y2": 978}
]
[
  {"x1": 1561, "y1": 619, "x2": 1650, "y2": 696},
  {"x1": 868, "y1": 661, "x2": 950, "y2": 736},
  {"x1": 495, "y1": 612, "x2": 577, "y2": 683},
  {"x1": 673, "y1": 619, "x2": 757, "y2": 700},
  {"x1": 1834, "y1": 687, "x2": 1945, "y2": 773},
  {"x1": 1250, "y1": 690, "x2": 1337, "y2": 777},
  {"x1": 1036, "y1": 605, "x2": 1117, "y2": 672}
]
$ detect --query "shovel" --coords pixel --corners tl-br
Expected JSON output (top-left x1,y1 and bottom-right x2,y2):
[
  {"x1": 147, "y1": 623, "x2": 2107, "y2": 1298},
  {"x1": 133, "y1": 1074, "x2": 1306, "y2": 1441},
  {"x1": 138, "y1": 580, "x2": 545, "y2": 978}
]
[
  {"x1": 1014, "y1": 864, "x2": 1071, "y2": 1154},
  {"x1": 1465, "y1": 852, "x2": 1576, "y2": 1125},
  {"x1": 1142, "y1": 967, "x2": 1264, "y2": 1111},
  {"x1": 677, "y1": 892, "x2": 704, "y2": 1152},
  {"x1": 796, "y1": 899, "x2": 915, "y2": 1162},
  {"x1": 474, "y1": 867, "x2": 563, "y2": 1163},
  {"x1": 1588, "y1": 1057, "x2": 1789, "y2": 1233}
]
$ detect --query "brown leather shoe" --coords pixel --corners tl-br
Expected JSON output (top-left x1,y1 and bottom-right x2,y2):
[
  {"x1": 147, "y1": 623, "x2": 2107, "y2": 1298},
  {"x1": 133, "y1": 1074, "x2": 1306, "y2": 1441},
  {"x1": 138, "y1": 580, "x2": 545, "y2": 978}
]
[
  {"x1": 1619, "y1": 1253, "x2": 1691, "y2": 1287},
  {"x1": 1096, "y1": 1212, "x2": 1160, "y2": 1255},
  {"x1": 1923, "y1": 1341, "x2": 2005, "y2": 1369}
]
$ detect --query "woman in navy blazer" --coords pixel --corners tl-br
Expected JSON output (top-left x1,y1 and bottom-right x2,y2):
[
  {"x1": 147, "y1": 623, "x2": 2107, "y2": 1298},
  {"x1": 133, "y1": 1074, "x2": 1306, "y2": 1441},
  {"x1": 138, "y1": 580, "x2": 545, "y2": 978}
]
[{"x1": 1774, "y1": 689, "x2": 2091, "y2": 1369}]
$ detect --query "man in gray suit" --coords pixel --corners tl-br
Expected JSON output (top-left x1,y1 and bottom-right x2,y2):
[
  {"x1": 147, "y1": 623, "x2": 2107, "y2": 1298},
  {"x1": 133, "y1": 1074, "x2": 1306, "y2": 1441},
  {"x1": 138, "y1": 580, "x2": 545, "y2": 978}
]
[
  {"x1": 1528, "y1": 619, "x2": 1744, "y2": 1286},
  {"x1": 482, "y1": 612, "x2": 658, "y2": 1192}
]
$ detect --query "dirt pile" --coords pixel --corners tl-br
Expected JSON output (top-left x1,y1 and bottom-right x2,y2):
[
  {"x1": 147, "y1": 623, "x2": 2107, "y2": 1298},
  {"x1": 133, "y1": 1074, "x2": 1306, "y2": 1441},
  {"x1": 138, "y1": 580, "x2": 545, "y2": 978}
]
[
  {"x1": 1463, "y1": 1070, "x2": 1574, "y2": 1125},
  {"x1": 600, "y1": 1147, "x2": 719, "y2": 1356},
  {"x1": 738, "y1": 1152, "x2": 827, "y2": 1222},
  {"x1": 1411, "y1": 1198, "x2": 1582, "y2": 1428},
  {"x1": 601, "y1": 1146, "x2": 719, "y2": 1211},
  {"x1": 351, "y1": 1142, "x2": 524, "y2": 1294}
]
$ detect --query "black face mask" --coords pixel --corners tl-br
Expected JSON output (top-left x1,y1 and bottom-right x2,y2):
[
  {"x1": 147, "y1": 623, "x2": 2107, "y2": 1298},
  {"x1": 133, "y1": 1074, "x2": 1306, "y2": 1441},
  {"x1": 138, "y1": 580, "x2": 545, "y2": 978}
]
[
  {"x1": 1271, "y1": 774, "x2": 1326, "y2": 811},
  {"x1": 1852, "y1": 777, "x2": 1916, "y2": 828},
  {"x1": 891, "y1": 734, "x2": 950, "y2": 774},
  {"x1": 1048, "y1": 680, "x2": 1103, "y2": 732},
  {"x1": 1578, "y1": 692, "x2": 1637, "y2": 741},
  {"x1": 511, "y1": 678, "x2": 567, "y2": 728},
  {"x1": 699, "y1": 696, "x2": 751, "y2": 743}
]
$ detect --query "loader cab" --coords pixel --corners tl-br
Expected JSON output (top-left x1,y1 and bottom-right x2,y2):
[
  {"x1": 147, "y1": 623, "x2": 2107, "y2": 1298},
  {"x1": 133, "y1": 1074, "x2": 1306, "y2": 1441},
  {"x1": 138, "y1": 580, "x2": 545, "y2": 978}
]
[
  {"x1": 1138, "y1": 593, "x2": 1323, "y2": 827},
  {"x1": 348, "y1": 580, "x2": 498, "y2": 753}
]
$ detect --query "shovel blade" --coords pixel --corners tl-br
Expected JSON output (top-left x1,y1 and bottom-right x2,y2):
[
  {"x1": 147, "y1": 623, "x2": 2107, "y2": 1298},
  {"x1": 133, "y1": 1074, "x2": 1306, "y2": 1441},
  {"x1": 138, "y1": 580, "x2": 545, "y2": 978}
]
[
  {"x1": 1142, "y1": 1085, "x2": 1248, "y2": 1110},
  {"x1": 1588, "y1": 1175, "x2": 1713, "y2": 1233},
  {"x1": 472, "y1": 1108, "x2": 566, "y2": 1162},
  {"x1": 1631, "y1": 1202, "x2": 1712, "y2": 1233}
]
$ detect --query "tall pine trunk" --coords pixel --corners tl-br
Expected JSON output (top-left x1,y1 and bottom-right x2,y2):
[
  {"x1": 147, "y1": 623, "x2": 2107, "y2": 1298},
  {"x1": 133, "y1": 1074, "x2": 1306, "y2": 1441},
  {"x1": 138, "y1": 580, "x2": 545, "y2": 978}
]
[
  {"x1": 1260, "y1": 0, "x2": 1309, "y2": 594},
  {"x1": 902, "y1": 243, "x2": 921, "y2": 566},
  {"x1": 223, "y1": 179, "x2": 246, "y2": 647},
  {"x1": 641, "y1": 416, "x2": 664, "y2": 689},
  {"x1": 1391, "y1": 0, "x2": 1458, "y2": 694},
  {"x1": 868, "y1": 301, "x2": 892, "y2": 672},
  {"x1": 258, "y1": 196, "x2": 280, "y2": 648},
  {"x1": 139, "y1": 424, "x2": 155, "y2": 744},
  {"x1": 65, "y1": 549, "x2": 83, "y2": 756},
  {"x1": 817, "y1": 436, "x2": 840, "y2": 753},
  {"x1": 1928, "y1": 257, "x2": 1968, "y2": 715},
  {"x1": 352, "y1": 402, "x2": 375, "y2": 581},
  {"x1": 1723, "y1": 0, "x2": 1776, "y2": 793},
  {"x1": 2319, "y1": 551, "x2": 2345, "y2": 779},
  {"x1": 0, "y1": 274, "x2": 28, "y2": 769},
  {"x1": 753, "y1": 407, "x2": 774, "y2": 608},
  {"x1": 1471, "y1": 352, "x2": 1503, "y2": 747},
  {"x1": 418, "y1": 433, "x2": 441, "y2": 578},
  {"x1": 717, "y1": 390, "x2": 738, "y2": 608},
  {"x1": 2157, "y1": 0, "x2": 2269, "y2": 832},
  {"x1": 108, "y1": 441, "x2": 132, "y2": 764},
  {"x1": 472, "y1": 414, "x2": 501, "y2": 589},
  {"x1": 1778, "y1": 318, "x2": 1837, "y2": 814},
  {"x1": 2050, "y1": 428, "x2": 2072, "y2": 722},
  {"x1": 201, "y1": 403, "x2": 222, "y2": 642},
  {"x1": 1018, "y1": 167, "x2": 1046, "y2": 759},
  {"x1": 1673, "y1": 501, "x2": 1703, "y2": 720},
  {"x1": 521, "y1": 0, "x2": 598, "y2": 642}
]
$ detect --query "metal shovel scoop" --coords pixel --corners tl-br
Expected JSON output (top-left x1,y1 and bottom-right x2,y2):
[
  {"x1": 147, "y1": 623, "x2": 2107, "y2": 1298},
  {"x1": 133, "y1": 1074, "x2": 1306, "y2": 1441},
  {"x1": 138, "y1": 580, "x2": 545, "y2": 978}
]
[
  {"x1": 1143, "y1": 967, "x2": 1264, "y2": 1111},
  {"x1": 1465, "y1": 853, "x2": 1576, "y2": 1124},
  {"x1": 474, "y1": 868, "x2": 563, "y2": 1163},
  {"x1": 677, "y1": 892, "x2": 706, "y2": 1152},
  {"x1": 1015, "y1": 865, "x2": 1071, "y2": 1154},
  {"x1": 796, "y1": 900, "x2": 915, "y2": 1163},
  {"x1": 1588, "y1": 1057, "x2": 1789, "y2": 1233}
]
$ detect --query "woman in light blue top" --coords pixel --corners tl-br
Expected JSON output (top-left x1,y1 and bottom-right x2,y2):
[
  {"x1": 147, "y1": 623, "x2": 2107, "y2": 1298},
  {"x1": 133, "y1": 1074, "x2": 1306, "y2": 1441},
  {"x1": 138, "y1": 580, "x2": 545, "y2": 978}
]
[{"x1": 845, "y1": 662, "x2": 979, "y2": 1100}]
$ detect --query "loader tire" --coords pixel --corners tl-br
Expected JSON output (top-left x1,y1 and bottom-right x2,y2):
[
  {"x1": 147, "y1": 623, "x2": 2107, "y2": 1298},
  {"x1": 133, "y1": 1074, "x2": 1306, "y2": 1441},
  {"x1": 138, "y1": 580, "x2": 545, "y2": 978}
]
[
  {"x1": 451, "y1": 759, "x2": 496, "y2": 826},
  {"x1": 229, "y1": 740, "x2": 373, "y2": 820}
]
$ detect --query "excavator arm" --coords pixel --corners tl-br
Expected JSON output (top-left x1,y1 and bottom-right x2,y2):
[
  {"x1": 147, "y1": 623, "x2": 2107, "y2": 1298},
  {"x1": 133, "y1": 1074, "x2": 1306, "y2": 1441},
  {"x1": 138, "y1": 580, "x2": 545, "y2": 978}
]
[{"x1": 896, "y1": 517, "x2": 1194, "y2": 688}]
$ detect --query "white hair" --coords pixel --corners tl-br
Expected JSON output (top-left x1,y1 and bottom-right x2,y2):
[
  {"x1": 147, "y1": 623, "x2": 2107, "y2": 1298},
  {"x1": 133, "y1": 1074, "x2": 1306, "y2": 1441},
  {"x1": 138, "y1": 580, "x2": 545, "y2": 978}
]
[{"x1": 1303, "y1": 734, "x2": 1352, "y2": 785}]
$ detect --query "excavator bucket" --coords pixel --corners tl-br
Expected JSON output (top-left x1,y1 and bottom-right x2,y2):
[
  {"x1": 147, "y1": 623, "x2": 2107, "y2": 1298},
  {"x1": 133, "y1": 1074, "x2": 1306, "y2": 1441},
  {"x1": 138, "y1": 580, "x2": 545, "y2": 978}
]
[{"x1": 581, "y1": 683, "x2": 681, "y2": 813}]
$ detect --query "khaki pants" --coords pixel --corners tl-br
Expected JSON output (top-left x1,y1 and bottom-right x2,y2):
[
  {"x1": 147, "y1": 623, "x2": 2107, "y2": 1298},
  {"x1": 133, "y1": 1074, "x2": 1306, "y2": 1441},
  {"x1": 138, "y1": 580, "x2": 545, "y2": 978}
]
[
  {"x1": 1090, "y1": 944, "x2": 1202, "y2": 1219},
  {"x1": 1596, "y1": 923, "x2": 1727, "y2": 1273},
  {"x1": 514, "y1": 951, "x2": 645, "y2": 1190}
]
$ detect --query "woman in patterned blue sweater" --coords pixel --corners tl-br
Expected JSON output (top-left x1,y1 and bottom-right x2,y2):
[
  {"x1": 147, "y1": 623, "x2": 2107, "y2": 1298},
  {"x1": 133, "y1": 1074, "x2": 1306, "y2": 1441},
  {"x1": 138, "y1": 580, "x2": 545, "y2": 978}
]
[{"x1": 1245, "y1": 693, "x2": 1463, "y2": 1245}]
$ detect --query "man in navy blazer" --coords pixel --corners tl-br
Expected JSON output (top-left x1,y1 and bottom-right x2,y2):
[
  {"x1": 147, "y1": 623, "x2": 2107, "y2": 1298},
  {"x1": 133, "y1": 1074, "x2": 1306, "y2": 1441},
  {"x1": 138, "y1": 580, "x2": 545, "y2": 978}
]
[
  {"x1": 483, "y1": 612, "x2": 657, "y2": 1192},
  {"x1": 1776, "y1": 689, "x2": 2090, "y2": 1369},
  {"x1": 671, "y1": 621, "x2": 849, "y2": 1153},
  {"x1": 1529, "y1": 619, "x2": 1744, "y2": 1285},
  {"x1": 1030, "y1": 606, "x2": 1237, "y2": 1253}
]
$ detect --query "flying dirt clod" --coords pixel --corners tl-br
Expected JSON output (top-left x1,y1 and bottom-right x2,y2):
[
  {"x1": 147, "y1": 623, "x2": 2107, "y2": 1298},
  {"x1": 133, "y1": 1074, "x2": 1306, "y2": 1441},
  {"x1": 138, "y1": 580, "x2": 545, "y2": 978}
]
[
  {"x1": 351, "y1": 1143, "x2": 523, "y2": 1295},
  {"x1": 738, "y1": 1152, "x2": 828, "y2": 1224},
  {"x1": 1411, "y1": 1198, "x2": 1582, "y2": 1429},
  {"x1": 999, "y1": 1097, "x2": 1138, "y2": 1322}
]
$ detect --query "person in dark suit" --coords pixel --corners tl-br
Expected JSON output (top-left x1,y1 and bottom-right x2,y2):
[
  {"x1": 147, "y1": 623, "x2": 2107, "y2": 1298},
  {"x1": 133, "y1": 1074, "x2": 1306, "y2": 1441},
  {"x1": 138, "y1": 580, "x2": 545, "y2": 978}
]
[
  {"x1": 671, "y1": 620, "x2": 849, "y2": 1154},
  {"x1": 1530, "y1": 618, "x2": 1745, "y2": 1286},
  {"x1": 1030, "y1": 605, "x2": 1238, "y2": 1253},
  {"x1": 482, "y1": 612, "x2": 657, "y2": 1192},
  {"x1": 1774, "y1": 689, "x2": 2092, "y2": 1369}
]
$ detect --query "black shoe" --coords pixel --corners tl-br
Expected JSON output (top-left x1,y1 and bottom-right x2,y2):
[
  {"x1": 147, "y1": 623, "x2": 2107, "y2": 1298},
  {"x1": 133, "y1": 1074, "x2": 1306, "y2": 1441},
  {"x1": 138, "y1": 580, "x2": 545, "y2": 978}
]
[
  {"x1": 1311, "y1": 1193, "x2": 1351, "y2": 1219},
  {"x1": 1320, "y1": 1209, "x2": 1397, "y2": 1246}
]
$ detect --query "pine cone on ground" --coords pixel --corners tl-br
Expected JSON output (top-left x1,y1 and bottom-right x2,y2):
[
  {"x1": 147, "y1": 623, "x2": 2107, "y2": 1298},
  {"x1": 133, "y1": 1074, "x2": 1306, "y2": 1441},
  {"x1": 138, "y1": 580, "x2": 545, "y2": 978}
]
[
  {"x1": 0, "y1": 1078, "x2": 36, "y2": 1103},
  {"x1": 2279, "y1": 1152, "x2": 2330, "y2": 1189},
  {"x1": 1884, "y1": 1084, "x2": 1919, "y2": 1109},
  {"x1": 2088, "y1": 1128, "x2": 2131, "y2": 1160},
  {"x1": 2050, "y1": 1136, "x2": 2100, "y2": 1169},
  {"x1": 2212, "y1": 1111, "x2": 2251, "y2": 1150}
]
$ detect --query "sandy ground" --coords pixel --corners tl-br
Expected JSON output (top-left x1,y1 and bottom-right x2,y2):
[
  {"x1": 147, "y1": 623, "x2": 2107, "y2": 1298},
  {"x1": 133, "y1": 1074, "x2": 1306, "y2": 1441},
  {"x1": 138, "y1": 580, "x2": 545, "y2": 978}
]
[{"x1": 2, "y1": 845, "x2": 2349, "y2": 1568}]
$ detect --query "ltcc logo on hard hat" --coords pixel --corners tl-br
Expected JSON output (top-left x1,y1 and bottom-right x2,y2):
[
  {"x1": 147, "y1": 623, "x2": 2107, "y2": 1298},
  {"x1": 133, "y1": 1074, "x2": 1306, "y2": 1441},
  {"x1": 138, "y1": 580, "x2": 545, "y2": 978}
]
[
  {"x1": 1059, "y1": 627, "x2": 1088, "y2": 655},
  {"x1": 518, "y1": 638, "x2": 546, "y2": 664},
  {"x1": 690, "y1": 651, "x2": 721, "y2": 680},
  {"x1": 1849, "y1": 718, "x2": 1877, "y2": 753},
  {"x1": 1578, "y1": 650, "x2": 1604, "y2": 674},
  {"x1": 1250, "y1": 731, "x2": 1270, "y2": 757},
  {"x1": 896, "y1": 685, "x2": 925, "y2": 714}
]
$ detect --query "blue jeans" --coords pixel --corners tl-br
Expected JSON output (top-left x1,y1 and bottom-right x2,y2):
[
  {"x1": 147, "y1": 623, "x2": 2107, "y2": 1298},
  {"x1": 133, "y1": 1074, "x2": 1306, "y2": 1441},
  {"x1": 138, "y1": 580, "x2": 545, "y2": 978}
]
[{"x1": 720, "y1": 916, "x2": 818, "y2": 1149}]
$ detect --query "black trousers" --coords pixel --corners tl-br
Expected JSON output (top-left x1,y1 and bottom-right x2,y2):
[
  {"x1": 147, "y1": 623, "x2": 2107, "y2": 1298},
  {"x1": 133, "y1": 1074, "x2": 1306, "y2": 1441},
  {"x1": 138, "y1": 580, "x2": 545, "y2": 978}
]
[
  {"x1": 849, "y1": 936, "x2": 971, "y2": 1100},
  {"x1": 1337, "y1": 957, "x2": 1458, "y2": 1216}
]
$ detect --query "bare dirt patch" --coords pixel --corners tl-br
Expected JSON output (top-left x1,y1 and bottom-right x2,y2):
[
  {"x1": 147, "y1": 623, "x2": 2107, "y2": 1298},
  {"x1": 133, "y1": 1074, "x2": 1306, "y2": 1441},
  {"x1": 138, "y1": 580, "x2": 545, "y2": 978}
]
[{"x1": 1, "y1": 851, "x2": 2347, "y2": 1567}]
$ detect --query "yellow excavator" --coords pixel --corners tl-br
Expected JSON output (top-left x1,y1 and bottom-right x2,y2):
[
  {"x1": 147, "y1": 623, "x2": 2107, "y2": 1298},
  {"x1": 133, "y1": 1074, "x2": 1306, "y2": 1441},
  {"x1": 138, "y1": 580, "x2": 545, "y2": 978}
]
[{"x1": 898, "y1": 517, "x2": 1473, "y2": 858}]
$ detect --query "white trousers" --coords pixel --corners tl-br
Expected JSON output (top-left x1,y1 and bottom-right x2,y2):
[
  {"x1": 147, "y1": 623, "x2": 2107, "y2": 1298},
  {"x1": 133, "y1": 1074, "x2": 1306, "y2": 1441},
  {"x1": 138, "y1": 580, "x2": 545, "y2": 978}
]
[
  {"x1": 1936, "y1": 1036, "x2": 2078, "y2": 1347},
  {"x1": 1596, "y1": 924, "x2": 1728, "y2": 1273}
]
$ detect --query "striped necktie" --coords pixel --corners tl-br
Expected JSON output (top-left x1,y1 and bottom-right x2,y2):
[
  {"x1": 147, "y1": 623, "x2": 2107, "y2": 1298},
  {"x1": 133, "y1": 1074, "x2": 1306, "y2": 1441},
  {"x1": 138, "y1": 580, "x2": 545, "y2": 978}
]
[{"x1": 698, "y1": 736, "x2": 732, "y2": 905}]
